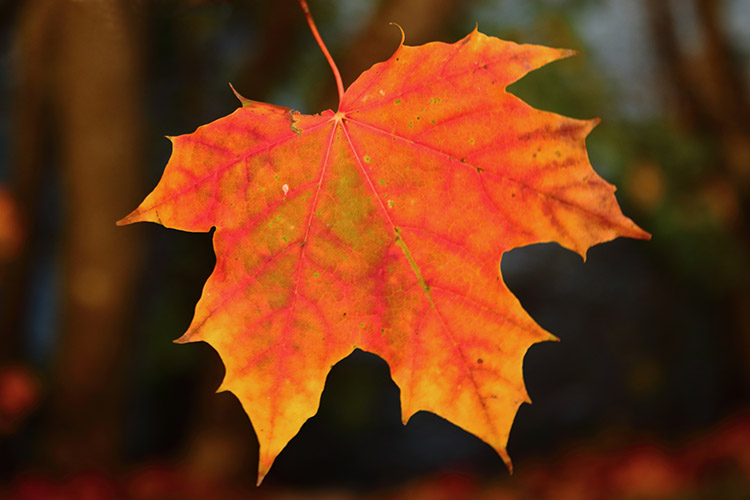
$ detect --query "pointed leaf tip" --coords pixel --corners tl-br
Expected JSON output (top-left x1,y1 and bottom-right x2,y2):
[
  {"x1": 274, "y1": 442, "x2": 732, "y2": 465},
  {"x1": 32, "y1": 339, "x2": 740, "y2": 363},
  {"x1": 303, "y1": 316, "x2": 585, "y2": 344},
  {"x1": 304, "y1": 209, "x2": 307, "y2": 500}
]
[
  {"x1": 388, "y1": 22, "x2": 405, "y2": 47},
  {"x1": 229, "y1": 82, "x2": 253, "y2": 107},
  {"x1": 116, "y1": 209, "x2": 142, "y2": 226}
]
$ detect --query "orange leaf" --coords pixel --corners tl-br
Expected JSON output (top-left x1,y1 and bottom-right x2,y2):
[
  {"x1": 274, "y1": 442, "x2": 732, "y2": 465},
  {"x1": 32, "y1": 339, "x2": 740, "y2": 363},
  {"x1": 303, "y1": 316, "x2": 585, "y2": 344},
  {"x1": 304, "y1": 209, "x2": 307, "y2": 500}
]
[{"x1": 119, "y1": 28, "x2": 648, "y2": 484}]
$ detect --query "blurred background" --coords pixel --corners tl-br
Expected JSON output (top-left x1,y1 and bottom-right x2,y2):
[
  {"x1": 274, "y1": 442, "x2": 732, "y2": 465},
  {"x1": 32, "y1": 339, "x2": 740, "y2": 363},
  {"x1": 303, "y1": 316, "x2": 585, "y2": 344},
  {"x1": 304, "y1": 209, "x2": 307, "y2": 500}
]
[{"x1": 0, "y1": 0, "x2": 748, "y2": 498}]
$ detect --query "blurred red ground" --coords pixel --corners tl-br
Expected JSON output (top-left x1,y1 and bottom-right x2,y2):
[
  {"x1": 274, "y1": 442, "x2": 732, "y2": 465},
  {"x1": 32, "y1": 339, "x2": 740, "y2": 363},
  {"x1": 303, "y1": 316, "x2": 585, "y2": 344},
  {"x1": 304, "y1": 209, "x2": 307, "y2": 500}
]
[{"x1": 2, "y1": 411, "x2": 747, "y2": 500}]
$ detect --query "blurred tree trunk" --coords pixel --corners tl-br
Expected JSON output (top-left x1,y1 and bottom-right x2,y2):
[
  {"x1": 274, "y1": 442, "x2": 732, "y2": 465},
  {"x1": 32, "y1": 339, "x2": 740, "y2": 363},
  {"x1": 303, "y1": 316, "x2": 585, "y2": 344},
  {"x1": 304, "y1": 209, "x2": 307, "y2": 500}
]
[
  {"x1": 646, "y1": 0, "x2": 750, "y2": 188},
  {"x1": 645, "y1": 0, "x2": 750, "y2": 399},
  {"x1": 644, "y1": 0, "x2": 713, "y2": 129},
  {"x1": 14, "y1": 0, "x2": 145, "y2": 472},
  {"x1": 2, "y1": 0, "x2": 55, "y2": 362},
  {"x1": 694, "y1": 0, "x2": 750, "y2": 188}
]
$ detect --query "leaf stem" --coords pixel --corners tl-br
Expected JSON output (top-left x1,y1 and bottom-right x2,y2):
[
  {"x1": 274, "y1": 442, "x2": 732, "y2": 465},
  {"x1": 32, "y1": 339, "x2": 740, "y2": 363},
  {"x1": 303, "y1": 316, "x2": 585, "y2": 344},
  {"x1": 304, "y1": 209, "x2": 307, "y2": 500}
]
[{"x1": 297, "y1": 0, "x2": 345, "y2": 106}]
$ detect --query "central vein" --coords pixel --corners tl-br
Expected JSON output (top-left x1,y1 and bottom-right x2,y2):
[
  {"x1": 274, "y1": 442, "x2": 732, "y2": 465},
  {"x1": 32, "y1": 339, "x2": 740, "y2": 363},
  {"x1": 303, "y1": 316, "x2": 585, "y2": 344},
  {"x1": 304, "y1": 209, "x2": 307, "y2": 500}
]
[{"x1": 340, "y1": 120, "x2": 434, "y2": 304}]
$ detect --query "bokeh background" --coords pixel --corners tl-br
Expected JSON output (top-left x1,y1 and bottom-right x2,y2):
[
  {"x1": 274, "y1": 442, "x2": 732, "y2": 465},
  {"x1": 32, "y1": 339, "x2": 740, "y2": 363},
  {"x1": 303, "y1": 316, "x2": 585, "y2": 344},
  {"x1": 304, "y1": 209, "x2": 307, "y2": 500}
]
[{"x1": 1, "y1": 0, "x2": 749, "y2": 498}]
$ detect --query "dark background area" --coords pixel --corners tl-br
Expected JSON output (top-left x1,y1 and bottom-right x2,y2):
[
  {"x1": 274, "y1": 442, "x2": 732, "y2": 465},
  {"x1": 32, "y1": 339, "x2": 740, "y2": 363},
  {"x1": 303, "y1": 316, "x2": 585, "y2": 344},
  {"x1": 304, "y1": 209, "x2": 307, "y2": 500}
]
[{"x1": 0, "y1": 0, "x2": 748, "y2": 498}]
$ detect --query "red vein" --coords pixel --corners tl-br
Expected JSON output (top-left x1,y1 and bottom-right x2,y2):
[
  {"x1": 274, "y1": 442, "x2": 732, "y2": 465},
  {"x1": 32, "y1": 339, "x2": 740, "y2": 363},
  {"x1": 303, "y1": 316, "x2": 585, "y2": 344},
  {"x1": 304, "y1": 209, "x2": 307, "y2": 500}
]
[
  {"x1": 288, "y1": 120, "x2": 339, "y2": 317},
  {"x1": 344, "y1": 50, "x2": 513, "y2": 115},
  {"x1": 343, "y1": 118, "x2": 497, "y2": 438},
  {"x1": 139, "y1": 118, "x2": 331, "y2": 217},
  {"x1": 340, "y1": 121, "x2": 396, "y2": 230},
  {"x1": 240, "y1": 180, "x2": 320, "y2": 232},
  {"x1": 183, "y1": 239, "x2": 301, "y2": 338},
  {"x1": 429, "y1": 286, "x2": 530, "y2": 331},
  {"x1": 346, "y1": 117, "x2": 631, "y2": 232}
]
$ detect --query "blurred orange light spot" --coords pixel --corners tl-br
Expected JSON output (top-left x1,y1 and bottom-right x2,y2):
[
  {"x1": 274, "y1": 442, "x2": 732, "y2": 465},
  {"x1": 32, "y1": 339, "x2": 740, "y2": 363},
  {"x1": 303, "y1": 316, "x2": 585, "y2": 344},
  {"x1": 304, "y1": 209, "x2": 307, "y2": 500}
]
[
  {"x1": 0, "y1": 365, "x2": 40, "y2": 434},
  {"x1": 0, "y1": 186, "x2": 24, "y2": 262},
  {"x1": 627, "y1": 161, "x2": 665, "y2": 213}
]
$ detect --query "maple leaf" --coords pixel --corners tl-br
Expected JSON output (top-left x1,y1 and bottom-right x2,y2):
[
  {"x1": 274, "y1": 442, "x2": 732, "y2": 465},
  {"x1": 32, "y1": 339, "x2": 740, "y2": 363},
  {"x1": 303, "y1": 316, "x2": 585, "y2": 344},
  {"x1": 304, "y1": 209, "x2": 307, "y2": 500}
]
[{"x1": 119, "y1": 2, "x2": 649, "y2": 484}]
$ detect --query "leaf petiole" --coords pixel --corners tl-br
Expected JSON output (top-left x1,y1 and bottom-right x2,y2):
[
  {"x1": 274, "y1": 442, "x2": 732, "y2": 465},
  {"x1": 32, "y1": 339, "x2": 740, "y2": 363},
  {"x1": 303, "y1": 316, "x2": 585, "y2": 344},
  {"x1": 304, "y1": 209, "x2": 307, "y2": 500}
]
[{"x1": 297, "y1": 0, "x2": 345, "y2": 106}]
